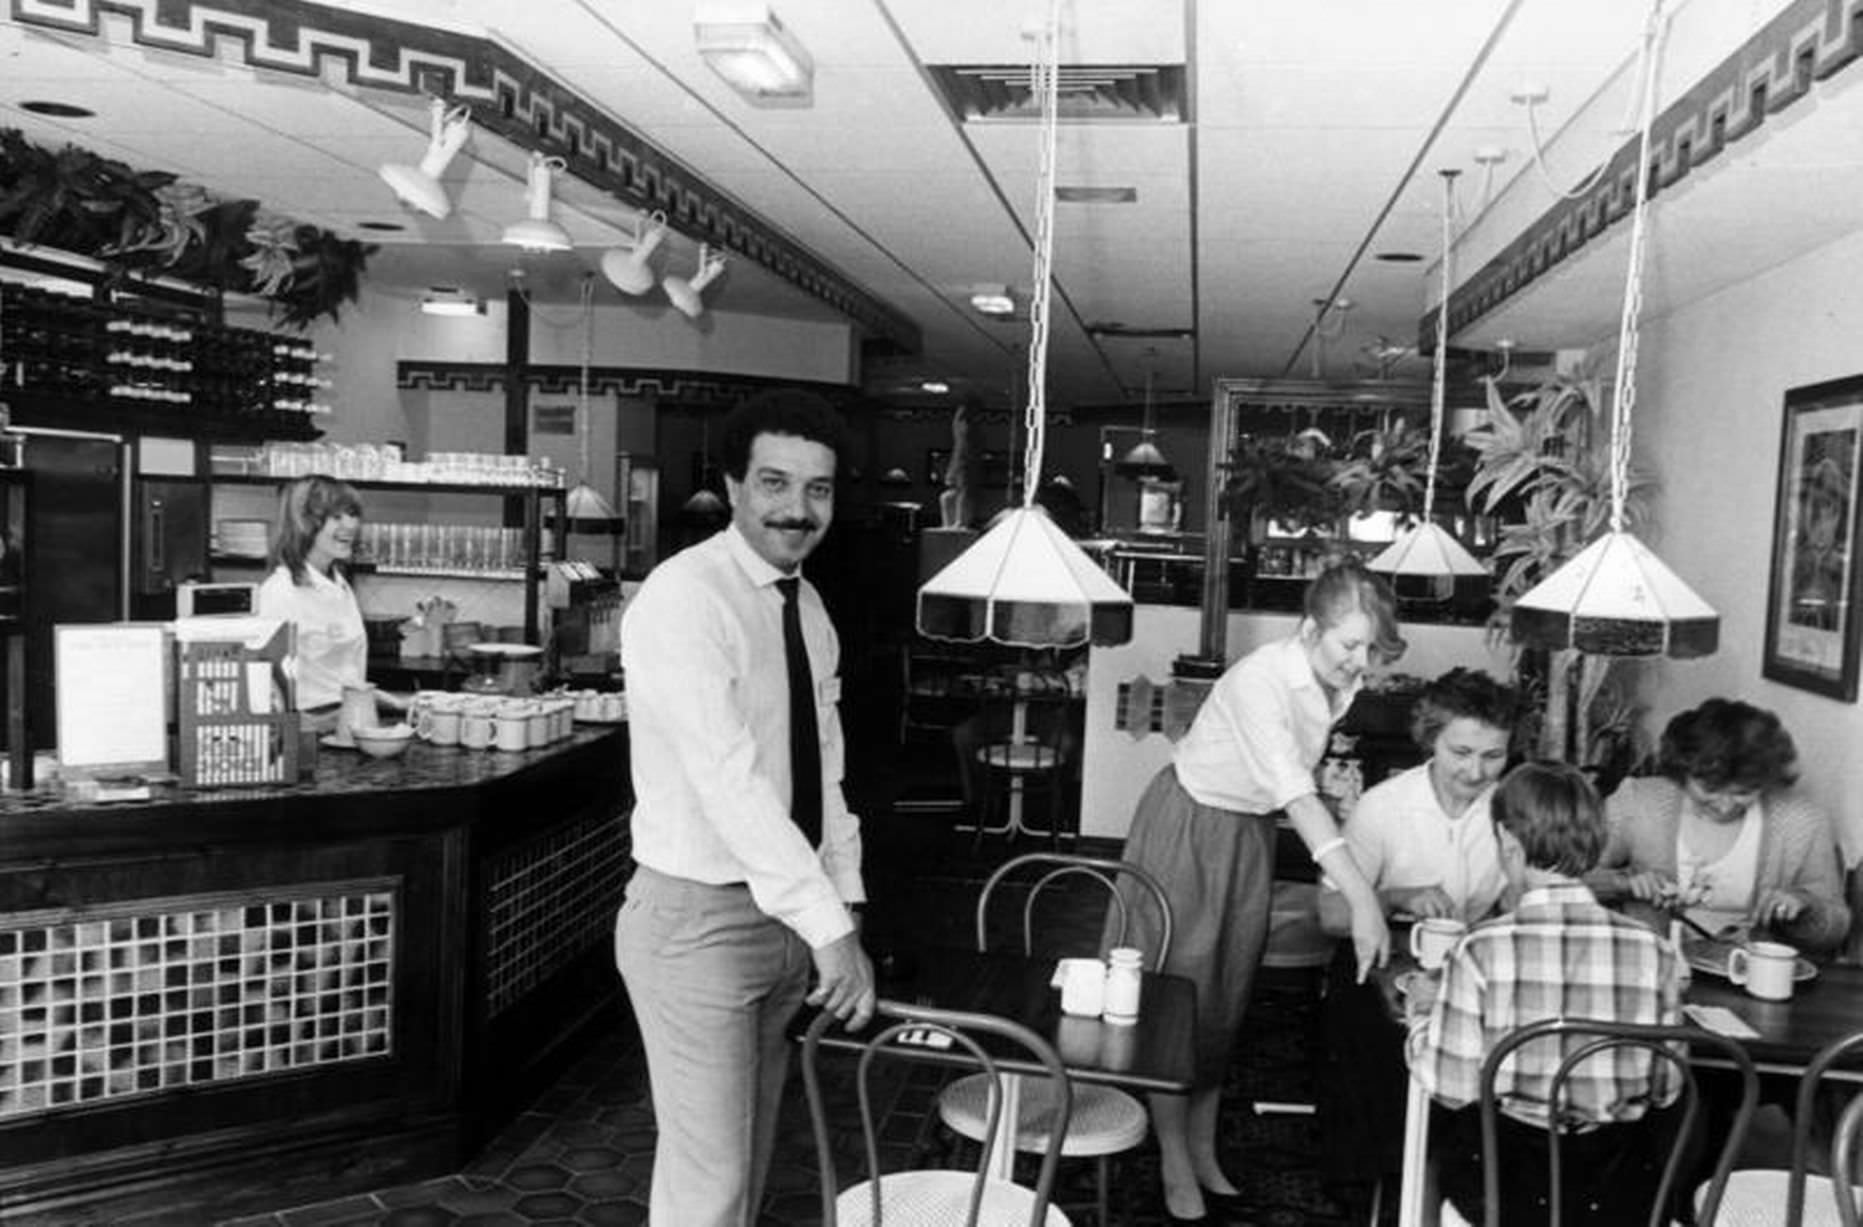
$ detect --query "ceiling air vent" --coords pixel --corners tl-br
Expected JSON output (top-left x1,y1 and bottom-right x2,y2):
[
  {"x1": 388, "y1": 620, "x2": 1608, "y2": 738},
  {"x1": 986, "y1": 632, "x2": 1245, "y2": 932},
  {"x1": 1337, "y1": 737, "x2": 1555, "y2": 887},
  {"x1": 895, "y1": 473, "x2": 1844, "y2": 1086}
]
[{"x1": 927, "y1": 64, "x2": 1186, "y2": 122}]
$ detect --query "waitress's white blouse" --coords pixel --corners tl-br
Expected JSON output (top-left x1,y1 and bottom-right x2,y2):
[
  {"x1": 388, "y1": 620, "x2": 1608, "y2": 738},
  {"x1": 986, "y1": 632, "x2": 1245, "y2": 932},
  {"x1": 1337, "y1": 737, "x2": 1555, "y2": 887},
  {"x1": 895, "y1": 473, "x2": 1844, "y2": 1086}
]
[{"x1": 257, "y1": 564, "x2": 365, "y2": 710}]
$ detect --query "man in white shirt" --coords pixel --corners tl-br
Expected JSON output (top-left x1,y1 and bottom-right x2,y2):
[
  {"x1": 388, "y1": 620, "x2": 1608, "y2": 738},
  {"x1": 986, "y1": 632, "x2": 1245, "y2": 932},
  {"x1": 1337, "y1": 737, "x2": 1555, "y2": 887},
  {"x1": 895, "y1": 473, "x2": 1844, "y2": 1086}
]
[{"x1": 615, "y1": 388, "x2": 874, "y2": 1226}]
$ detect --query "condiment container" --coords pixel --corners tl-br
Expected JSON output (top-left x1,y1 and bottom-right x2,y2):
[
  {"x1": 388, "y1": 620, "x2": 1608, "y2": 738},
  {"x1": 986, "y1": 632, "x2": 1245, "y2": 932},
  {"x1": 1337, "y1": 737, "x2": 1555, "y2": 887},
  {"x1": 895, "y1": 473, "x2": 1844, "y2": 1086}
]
[{"x1": 1103, "y1": 947, "x2": 1143, "y2": 1026}]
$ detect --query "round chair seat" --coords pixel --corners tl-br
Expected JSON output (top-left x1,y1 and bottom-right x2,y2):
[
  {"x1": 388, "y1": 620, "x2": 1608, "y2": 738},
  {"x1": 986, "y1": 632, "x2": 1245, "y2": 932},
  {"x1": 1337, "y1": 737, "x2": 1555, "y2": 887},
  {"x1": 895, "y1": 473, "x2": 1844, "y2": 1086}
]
[
  {"x1": 836, "y1": 1170, "x2": 1072, "y2": 1225},
  {"x1": 978, "y1": 743, "x2": 1061, "y2": 771},
  {"x1": 1709, "y1": 1169, "x2": 1857, "y2": 1227},
  {"x1": 937, "y1": 1073, "x2": 1149, "y2": 1156}
]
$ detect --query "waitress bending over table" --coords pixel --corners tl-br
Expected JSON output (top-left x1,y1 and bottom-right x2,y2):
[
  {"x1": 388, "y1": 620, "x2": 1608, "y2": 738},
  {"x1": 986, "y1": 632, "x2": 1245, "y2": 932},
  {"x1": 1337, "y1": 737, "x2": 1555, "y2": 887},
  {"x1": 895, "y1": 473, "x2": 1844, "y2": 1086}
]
[
  {"x1": 257, "y1": 475, "x2": 401, "y2": 735},
  {"x1": 1107, "y1": 559, "x2": 1401, "y2": 1225}
]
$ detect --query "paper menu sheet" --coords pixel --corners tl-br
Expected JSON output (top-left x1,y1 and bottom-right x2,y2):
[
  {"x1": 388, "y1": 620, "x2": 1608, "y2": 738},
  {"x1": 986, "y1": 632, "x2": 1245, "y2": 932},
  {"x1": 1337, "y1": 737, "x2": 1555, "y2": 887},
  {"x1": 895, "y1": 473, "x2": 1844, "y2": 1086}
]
[{"x1": 54, "y1": 624, "x2": 170, "y2": 776}]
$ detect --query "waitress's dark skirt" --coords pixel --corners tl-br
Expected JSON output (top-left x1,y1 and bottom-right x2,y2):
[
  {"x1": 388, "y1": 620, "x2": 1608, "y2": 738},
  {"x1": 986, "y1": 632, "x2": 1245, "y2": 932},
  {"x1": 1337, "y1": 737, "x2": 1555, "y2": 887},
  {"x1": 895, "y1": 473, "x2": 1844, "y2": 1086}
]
[{"x1": 1104, "y1": 765, "x2": 1273, "y2": 1090}]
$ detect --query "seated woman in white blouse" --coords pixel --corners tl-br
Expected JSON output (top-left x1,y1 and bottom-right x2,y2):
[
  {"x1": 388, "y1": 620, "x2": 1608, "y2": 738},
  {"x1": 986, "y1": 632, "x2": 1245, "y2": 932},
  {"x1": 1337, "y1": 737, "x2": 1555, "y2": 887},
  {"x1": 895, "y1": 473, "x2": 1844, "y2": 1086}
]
[
  {"x1": 1585, "y1": 698, "x2": 1850, "y2": 956},
  {"x1": 1318, "y1": 667, "x2": 1522, "y2": 933}
]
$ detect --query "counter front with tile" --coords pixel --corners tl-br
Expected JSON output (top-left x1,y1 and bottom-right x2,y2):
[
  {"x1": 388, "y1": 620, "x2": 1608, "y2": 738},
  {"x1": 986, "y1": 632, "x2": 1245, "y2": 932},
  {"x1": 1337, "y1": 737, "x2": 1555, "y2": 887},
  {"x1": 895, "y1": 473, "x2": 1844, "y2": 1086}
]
[{"x1": 0, "y1": 725, "x2": 632, "y2": 1226}]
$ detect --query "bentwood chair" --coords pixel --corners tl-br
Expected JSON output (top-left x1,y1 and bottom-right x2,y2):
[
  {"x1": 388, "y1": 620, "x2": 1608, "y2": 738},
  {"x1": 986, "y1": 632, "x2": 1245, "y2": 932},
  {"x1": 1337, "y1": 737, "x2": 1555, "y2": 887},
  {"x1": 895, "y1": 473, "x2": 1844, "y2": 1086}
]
[
  {"x1": 1714, "y1": 1030, "x2": 1863, "y2": 1227},
  {"x1": 1439, "y1": 1017, "x2": 1759, "y2": 1227},
  {"x1": 802, "y1": 1000, "x2": 1073, "y2": 1226},
  {"x1": 935, "y1": 853, "x2": 1173, "y2": 1226}
]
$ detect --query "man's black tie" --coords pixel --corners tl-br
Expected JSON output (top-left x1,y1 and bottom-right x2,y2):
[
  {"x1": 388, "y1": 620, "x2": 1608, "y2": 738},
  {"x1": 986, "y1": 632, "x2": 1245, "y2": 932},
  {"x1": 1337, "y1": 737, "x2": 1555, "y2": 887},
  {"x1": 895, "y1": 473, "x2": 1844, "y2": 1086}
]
[{"x1": 776, "y1": 577, "x2": 822, "y2": 847}]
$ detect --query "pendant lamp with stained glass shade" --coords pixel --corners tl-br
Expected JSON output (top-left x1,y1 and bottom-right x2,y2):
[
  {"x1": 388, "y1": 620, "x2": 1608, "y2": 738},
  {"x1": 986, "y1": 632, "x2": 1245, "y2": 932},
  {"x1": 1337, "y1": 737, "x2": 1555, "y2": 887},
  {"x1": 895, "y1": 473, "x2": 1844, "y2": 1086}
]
[
  {"x1": 1116, "y1": 353, "x2": 1174, "y2": 480},
  {"x1": 915, "y1": 0, "x2": 1133, "y2": 650},
  {"x1": 1367, "y1": 169, "x2": 1487, "y2": 598},
  {"x1": 1510, "y1": 0, "x2": 1718, "y2": 658}
]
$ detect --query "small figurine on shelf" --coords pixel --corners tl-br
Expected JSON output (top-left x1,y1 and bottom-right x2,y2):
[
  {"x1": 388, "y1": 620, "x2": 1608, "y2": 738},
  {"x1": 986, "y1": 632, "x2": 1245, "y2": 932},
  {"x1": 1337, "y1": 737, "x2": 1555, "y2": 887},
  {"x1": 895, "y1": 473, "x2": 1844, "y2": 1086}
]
[{"x1": 938, "y1": 394, "x2": 982, "y2": 530}]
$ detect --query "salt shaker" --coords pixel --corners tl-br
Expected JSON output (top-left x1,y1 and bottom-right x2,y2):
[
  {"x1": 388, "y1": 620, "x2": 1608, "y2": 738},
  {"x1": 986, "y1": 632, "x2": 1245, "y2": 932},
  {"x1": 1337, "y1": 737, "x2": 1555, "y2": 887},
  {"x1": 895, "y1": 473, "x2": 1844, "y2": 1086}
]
[{"x1": 1103, "y1": 947, "x2": 1143, "y2": 1026}]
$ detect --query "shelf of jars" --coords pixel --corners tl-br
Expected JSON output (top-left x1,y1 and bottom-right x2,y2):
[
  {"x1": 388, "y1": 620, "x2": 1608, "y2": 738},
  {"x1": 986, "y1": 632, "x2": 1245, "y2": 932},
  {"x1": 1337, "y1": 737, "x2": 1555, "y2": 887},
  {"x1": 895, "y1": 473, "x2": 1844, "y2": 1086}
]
[{"x1": 0, "y1": 282, "x2": 324, "y2": 441}]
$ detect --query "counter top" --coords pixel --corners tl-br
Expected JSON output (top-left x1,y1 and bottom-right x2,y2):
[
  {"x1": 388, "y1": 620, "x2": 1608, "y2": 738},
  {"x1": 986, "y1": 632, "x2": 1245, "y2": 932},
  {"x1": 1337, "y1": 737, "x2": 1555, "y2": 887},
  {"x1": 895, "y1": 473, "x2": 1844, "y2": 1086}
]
[{"x1": 0, "y1": 723, "x2": 629, "y2": 853}]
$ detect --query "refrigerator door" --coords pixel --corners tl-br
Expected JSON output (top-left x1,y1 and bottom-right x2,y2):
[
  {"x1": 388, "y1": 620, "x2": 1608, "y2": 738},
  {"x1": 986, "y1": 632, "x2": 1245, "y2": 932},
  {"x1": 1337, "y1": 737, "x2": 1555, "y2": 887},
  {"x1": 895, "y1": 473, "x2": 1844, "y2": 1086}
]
[
  {"x1": 132, "y1": 477, "x2": 209, "y2": 619},
  {"x1": 19, "y1": 430, "x2": 126, "y2": 748}
]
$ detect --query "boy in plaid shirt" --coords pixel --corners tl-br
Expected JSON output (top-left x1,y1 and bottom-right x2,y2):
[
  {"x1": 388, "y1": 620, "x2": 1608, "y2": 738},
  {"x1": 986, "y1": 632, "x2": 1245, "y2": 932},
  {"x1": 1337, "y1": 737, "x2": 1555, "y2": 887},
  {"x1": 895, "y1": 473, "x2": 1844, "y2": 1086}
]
[{"x1": 1406, "y1": 761, "x2": 1690, "y2": 1225}]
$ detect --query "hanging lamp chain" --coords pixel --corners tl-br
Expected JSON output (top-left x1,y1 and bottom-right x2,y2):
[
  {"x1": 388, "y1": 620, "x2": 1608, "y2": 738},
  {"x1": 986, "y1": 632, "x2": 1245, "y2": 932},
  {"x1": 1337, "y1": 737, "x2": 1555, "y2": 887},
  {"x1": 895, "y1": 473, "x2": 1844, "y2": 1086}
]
[
  {"x1": 1608, "y1": 0, "x2": 1668, "y2": 534},
  {"x1": 578, "y1": 273, "x2": 594, "y2": 483},
  {"x1": 1424, "y1": 169, "x2": 1459, "y2": 522},
  {"x1": 1020, "y1": 0, "x2": 1061, "y2": 510}
]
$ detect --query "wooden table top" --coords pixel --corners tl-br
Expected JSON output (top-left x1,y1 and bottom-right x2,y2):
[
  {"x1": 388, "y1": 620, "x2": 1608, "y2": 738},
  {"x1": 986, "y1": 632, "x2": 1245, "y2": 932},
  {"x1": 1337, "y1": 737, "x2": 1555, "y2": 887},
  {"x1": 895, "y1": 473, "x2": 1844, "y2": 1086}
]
[{"x1": 798, "y1": 947, "x2": 1197, "y2": 1095}]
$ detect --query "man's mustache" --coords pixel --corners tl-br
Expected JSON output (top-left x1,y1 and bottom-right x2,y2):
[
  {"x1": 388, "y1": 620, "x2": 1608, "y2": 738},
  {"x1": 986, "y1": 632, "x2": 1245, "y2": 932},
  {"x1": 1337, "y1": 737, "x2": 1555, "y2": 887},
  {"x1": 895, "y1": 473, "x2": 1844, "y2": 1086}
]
[{"x1": 765, "y1": 518, "x2": 818, "y2": 532}]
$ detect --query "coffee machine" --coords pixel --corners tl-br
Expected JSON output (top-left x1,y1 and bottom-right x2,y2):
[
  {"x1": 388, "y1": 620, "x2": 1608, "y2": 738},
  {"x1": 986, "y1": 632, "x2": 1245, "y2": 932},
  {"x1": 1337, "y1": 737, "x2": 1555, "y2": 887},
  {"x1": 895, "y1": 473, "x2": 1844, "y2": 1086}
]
[{"x1": 546, "y1": 561, "x2": 621, "y2": 682}]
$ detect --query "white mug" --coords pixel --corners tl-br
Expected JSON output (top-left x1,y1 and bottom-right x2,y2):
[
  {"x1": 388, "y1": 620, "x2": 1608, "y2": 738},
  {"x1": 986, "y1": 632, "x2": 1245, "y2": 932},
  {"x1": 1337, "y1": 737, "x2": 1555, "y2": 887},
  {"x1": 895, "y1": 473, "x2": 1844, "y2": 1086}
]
[
  {"x1": 1728, "y1": 940, "x2": 1798, "y2": 1001},
  {"x1": 1052, "y1": 957, "x2": 1107, "y2": 1017},
  {"x1": 1409, "y1": 917, "x2": 1467, "y2": 971}
]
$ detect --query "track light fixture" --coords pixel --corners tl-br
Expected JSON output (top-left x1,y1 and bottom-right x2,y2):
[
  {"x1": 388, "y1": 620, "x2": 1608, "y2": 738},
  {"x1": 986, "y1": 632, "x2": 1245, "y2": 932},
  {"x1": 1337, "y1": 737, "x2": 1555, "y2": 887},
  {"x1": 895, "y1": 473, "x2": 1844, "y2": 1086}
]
[
  {"x1": 600, "y1": 210, "x2": 668, "y2": 295},
  {"x1": 501, "y1": 152, "x2": 573, "y2": 253},
  {"x1": 663, "y1": 245, "x2": 727, "y2": 320},
  {"x1": 378, "y1": 98, "x2": 471, "y2": 220}
]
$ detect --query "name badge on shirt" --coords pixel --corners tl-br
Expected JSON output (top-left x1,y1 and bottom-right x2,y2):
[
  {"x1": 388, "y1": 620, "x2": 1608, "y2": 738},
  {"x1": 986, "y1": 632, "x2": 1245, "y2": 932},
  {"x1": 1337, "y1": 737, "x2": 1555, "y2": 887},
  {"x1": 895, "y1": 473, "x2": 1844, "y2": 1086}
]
[{"x1": 819, "y1": 677, "x2": 840, "y2": 705}]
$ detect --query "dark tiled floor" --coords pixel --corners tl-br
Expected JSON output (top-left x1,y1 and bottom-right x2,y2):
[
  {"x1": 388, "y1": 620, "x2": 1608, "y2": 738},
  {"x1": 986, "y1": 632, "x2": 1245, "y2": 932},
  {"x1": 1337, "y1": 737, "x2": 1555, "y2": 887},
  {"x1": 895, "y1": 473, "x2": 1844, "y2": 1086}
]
[{"x1": 211, "y1": 738, "x2": 1382, "y2": 1227}]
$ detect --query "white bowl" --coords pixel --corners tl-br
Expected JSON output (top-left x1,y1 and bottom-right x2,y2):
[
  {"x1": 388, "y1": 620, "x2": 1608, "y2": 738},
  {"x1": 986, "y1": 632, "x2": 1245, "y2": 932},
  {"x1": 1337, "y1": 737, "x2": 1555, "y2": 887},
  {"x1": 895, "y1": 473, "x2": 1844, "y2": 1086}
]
[{"x1": 351, "y1": 723, "x2": 415, "y2": 760}]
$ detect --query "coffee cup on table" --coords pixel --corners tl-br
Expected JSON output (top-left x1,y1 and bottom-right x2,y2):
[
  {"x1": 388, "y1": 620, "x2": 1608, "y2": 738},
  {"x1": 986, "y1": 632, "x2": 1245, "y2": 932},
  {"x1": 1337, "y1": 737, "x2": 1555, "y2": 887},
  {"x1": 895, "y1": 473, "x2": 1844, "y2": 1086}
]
[
  {"x1": 1728, "y1": 940, "x2": 1798, "y2": 1001},
  {"x1": 1409, "y1": 917, "x2": 1467, "y2": 970}
]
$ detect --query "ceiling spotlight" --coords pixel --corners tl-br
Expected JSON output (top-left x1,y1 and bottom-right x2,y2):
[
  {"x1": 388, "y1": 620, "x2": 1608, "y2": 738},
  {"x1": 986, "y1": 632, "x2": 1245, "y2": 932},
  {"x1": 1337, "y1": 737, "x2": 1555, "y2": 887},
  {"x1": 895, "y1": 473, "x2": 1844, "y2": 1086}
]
[
  {"x1": 663, "y1": 244, "x2": 727, "y2": 319},
  {"x1": 420, "y1": 287, "x2": 483, "y2": 316},
  {"x1": 695, "y1": 3, "x2": 814, "y2": 99},
  {"x1": 501, "y1": 151, "x2": 573, "y2": 253},
  {"x1": 920, "y1": 380, "x2": 951, "y2": 394},
  {"x1": 600, "y1": 210, "x2": 669, "y2": 295},
  {"x1": 969, "y1": 286, "x2": 1016, "y2": 317},
  {"x1": 379, "y1": 98, "x2": 472, "y2": 221}
]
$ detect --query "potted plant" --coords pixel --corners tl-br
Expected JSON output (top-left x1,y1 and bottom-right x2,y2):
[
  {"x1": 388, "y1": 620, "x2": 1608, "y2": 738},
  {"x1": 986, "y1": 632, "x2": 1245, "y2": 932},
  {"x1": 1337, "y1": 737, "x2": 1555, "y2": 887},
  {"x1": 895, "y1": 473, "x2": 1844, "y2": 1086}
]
[
  {"x1": 1223, "y1": 427, "x2": 1344, "y2": 540},
  {"x1": 1463, "y1": 360, "x2": 1654, "y2": 779}
]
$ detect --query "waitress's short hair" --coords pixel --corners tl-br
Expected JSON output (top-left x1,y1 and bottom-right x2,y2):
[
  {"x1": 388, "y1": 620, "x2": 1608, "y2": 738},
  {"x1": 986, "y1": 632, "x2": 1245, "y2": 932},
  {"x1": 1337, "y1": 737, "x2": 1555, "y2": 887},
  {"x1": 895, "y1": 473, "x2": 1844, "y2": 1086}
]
[
  {"x1": 1304, "y1": 558, "x2": 1405, "y2": 664},
  {"x1": 720, "y1": 388, "x2": 848, "y2": 481},
  {"x1": 269, "y1": 474, "x2": 363, "y2": 584}
]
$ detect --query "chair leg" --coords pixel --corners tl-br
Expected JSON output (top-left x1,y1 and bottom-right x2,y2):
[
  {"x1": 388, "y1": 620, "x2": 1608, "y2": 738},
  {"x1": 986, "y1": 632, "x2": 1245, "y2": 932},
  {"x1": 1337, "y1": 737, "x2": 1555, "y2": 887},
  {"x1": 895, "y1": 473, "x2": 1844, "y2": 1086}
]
[{"x1": 1097, "y1": 1153, "x2": 1113, "y2": 1227}]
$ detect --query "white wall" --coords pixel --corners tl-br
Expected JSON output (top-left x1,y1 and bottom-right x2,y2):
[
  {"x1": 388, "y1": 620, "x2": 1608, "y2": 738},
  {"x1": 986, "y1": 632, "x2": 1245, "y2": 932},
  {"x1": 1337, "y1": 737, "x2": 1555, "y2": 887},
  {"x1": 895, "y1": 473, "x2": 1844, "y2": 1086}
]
[{"x1": 1633, "y1": 224, "x2": 1863, "y2": 862}]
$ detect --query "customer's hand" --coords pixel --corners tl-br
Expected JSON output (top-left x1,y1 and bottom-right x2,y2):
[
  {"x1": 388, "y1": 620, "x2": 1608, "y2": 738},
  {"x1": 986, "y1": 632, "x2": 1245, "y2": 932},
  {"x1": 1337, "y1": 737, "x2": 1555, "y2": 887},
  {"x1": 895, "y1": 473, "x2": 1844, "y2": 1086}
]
[
  {"x1": 1352, "y1": 903, "x2": 1391, "y2": 982},
  {"x1": 1396, "y1": 885, "x2": 1456, "y2": 920},
  {"x1": 1753, "y1": 888, "x2": 1808, "y2": 929},
  {"x1": 1624, "y1": 870, "x2": 1682, "y2": 906},
  {"x1": 810, "y1": 931, "x2": 876, "y2": 1031}
]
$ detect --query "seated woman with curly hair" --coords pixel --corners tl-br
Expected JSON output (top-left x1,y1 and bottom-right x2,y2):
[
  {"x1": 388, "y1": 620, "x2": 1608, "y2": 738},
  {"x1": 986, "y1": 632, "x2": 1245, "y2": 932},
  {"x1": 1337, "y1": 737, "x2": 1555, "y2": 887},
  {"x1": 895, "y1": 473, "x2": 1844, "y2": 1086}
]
[{"x1": 1584, "y1": 698, "x2": 1850, "y2": 955}]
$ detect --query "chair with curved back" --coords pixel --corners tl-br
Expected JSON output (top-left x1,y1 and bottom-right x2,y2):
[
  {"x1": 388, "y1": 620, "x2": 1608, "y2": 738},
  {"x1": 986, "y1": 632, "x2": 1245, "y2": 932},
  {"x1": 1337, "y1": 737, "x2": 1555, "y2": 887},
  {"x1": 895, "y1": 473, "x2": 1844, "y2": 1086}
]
[
  {"x1": 802, "y1": 999, "x2": 1073, "y2": 1226},
  {"x1": 1437, "y1": 1016, "x2": 1759, "y2": 1227},
  {"x1": 1713, "y1": 1029, "x2": 1863, "y2": 1227},
  {"x1": 935, "y1": 852, "x2": 1173, "y2": 1226}
]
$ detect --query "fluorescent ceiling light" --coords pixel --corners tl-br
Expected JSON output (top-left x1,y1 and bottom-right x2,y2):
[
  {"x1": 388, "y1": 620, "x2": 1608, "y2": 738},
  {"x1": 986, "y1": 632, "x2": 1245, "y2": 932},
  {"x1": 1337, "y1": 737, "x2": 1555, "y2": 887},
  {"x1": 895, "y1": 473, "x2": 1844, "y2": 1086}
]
[
  {"x1": 420, "y1": 287, "x2": 482, "y2": 316},
  {"x1": 969, "y1": 286, "x2": 1015, "y2": 316},
  {"x1": 695, "y1": 5, "x2": 813, "y2": 99}
]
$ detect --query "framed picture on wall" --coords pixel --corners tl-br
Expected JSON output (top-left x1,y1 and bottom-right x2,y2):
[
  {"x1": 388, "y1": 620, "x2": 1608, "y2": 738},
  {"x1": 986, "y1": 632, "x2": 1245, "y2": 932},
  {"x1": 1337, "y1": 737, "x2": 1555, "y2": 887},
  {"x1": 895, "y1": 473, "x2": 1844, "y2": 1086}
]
[{"x1": 1763, "y1": 374, "x2": 1863, "y2": 701}]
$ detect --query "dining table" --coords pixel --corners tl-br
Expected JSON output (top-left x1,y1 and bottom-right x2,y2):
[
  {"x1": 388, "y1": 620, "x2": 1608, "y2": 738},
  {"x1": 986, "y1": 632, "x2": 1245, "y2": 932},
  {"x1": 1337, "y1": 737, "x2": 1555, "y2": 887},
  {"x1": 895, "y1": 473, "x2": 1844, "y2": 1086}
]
[
  {"x1": 1389, "y1": 943, "x2": 1863, "y2": 1227},
  {"x1": 795, "y1": 945, "x2": 1198, "y2": 1180}
]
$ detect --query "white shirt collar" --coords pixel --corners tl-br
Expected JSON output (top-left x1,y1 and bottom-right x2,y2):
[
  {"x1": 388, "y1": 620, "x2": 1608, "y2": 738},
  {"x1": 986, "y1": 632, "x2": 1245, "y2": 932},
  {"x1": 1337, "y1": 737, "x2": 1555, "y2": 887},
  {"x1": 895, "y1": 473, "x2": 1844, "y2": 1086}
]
[{"x1": 724, "y1": 522, "x2": 801, "y2": 590}]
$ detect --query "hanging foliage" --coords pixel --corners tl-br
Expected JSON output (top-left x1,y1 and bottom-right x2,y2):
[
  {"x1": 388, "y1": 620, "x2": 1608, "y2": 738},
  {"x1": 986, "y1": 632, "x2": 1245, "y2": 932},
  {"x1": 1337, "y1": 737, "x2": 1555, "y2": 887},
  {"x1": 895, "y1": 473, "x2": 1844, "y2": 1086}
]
[{"x1": 0, "y1": 128, "x2": 374, "y2": 327}]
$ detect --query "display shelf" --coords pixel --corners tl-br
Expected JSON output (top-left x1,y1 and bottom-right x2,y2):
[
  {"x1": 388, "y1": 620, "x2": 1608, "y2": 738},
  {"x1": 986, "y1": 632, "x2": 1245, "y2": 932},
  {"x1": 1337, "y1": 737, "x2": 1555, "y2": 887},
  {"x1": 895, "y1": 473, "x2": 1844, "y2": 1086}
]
[{"x1": 0, "y1": 282, "x2": 324, "y2": 443}]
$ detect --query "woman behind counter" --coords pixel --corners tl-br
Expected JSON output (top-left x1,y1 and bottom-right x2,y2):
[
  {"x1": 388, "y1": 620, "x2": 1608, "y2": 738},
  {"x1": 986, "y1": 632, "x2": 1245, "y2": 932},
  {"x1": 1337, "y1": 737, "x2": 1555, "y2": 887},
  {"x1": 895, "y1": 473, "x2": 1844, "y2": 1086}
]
[
  {"x1": 256, "y1": 475, "x2": 368, "y2": 733},
  {"x1": 1108, "y1": 559, "x2": 1401, "y2": 1224}
]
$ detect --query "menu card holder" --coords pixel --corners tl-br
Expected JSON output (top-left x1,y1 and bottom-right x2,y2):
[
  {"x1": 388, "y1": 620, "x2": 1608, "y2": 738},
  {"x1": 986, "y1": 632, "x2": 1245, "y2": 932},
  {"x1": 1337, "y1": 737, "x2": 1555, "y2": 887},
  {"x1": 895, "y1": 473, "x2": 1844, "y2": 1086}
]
[
  {"x1": 54, "y1": 623, "x2": 173, "y2": 783},
  {"x1": 174, "y1": 617, "x2": 298, "y2": 788}
]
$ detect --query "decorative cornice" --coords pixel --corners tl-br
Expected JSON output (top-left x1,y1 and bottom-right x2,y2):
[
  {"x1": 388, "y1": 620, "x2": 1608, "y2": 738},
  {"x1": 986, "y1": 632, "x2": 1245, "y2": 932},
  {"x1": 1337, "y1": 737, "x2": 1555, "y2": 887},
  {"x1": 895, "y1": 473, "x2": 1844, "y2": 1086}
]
[
  {"x1": 1440, "y1": 0, "x2": 1863, "y2": 341},
  {"x1": 12, "y1": 0, "x2": 922, "y2": 353},
  {"x1": 396, "y1": 360, "x2": 866, "y2": 415}
]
